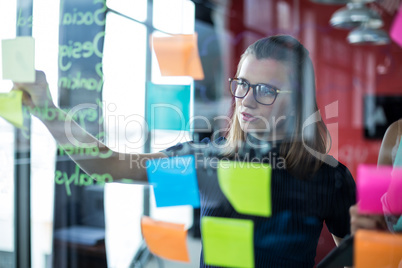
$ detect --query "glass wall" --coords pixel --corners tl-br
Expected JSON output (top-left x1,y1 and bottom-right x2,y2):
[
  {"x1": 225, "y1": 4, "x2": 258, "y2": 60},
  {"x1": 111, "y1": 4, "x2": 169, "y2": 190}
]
[
  {"x1": 30, "y1": 0, "x2": 60, "y2": 267},
  {"x1": 2, "y1": 0, "x2": 402, "y2": 267},
  {"x1": 102, "y1": 6, "x2": 147, "y2": 268},
  {"x1": 0, "y1": 1, "x2": 17, "y2": 267}
]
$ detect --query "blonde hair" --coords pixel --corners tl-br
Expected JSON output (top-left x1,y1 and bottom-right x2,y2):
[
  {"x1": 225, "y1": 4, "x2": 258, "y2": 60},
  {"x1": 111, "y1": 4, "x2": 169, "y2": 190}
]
[{"x1": 224, "y1": 35, "x2": 331, "y2": 179}]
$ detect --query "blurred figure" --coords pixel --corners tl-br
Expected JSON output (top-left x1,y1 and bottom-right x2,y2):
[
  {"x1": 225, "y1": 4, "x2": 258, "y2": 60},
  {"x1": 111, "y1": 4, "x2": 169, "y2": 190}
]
[{"x1": 350, "y1": 119, "x2": 402, "y2": 234}]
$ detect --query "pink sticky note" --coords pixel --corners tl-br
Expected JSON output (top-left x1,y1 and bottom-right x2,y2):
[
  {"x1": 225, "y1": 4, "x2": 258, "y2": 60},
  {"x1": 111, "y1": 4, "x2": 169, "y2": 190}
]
[
  {"x1": 357, "y1": 165, "x2": 391, "y2": 214},
  {"x1": 357, "y1": 165, "x2": 402, "y2": 214},
  {"x1": 390, "y1": 4, "x2": 402, "y2": 48}
]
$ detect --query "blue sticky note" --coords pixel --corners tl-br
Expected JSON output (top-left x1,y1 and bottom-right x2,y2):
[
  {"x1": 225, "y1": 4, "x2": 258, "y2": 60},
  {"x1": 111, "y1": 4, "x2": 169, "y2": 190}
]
[
  {"x1": 146, "y1": 82, "x2": 191, "y2": 131},
  {"x1": 146, "y1": 155, "x2": 200, "y2": 208}
]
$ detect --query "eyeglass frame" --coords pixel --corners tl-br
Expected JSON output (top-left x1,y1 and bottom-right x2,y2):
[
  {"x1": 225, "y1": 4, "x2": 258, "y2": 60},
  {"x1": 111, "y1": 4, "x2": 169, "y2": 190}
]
[{"x1": 228, "y1": 77, "x2": 292, "y2": 106}]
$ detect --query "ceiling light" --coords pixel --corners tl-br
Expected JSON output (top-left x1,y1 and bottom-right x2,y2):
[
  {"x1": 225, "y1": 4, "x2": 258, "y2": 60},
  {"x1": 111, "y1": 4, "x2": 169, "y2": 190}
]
[
  {"x1": 347, "y1": 26, "x2": 390, "y2": 45},
  {"x1": 310, "y1": 0, "x2": 374, "y2": 4},
  {"x1": 330, "y1": 3, "x2": 383, "y2": 29},
  {"x1": 310, "y1": 0, "x2": 351, "y2": 4}
]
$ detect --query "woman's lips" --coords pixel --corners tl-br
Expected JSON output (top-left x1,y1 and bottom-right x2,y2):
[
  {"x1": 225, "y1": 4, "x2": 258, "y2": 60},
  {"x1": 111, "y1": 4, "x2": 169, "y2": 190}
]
[{"x1": 241, "y1": 112, "x2": 258, "y2": 122}]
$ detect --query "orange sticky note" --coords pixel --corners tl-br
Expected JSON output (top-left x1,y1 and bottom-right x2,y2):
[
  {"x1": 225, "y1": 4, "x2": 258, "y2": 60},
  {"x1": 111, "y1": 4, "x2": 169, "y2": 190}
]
[
  {"x1": 355, "y1": 229, "x2": 402, "y2": 268},
  {"x1": 152, "y1": 34, "x2": 204, "y2": 80},
  {"x1": 141, "y1": 216, "x2": 190, "y2": 262}
]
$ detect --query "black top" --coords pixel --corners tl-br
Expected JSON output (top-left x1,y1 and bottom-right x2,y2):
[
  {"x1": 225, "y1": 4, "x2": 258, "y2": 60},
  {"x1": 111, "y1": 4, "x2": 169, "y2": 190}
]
[{"x1": 161, "y1": 137, "x2": 356, "y2": 268}]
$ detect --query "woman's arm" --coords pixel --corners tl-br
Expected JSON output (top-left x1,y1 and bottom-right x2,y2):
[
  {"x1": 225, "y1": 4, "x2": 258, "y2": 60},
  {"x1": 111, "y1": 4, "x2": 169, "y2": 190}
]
[
  {"x1": 39, "y1": 107, "x2": 166, "y2": 182},
  {"x1": 378, "y1": 120, "x2": 400, "y2": 166},
  {"x1": 14, "y1": 70, "x2": 166, "y2": 182}
]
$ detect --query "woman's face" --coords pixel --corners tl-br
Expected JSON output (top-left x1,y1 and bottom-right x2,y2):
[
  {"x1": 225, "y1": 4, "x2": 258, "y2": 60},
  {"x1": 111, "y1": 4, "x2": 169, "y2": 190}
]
[{"x1": 236, "y1": 55, "x2": 294, "y2": 140}]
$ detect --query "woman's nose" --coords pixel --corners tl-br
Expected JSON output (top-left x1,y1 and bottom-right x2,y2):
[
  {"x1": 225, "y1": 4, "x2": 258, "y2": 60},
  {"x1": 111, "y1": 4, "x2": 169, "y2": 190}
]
[{"x1": 242, "y1": 87, "x2": 257, "y2": 108}]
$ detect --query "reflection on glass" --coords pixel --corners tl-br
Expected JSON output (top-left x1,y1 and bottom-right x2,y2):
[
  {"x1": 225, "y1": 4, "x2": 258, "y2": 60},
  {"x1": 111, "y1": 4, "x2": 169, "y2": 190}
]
[
  {"x1": 153, "y1": 0, "x2": 194, "y2": 34},
  {"x1": 103, "y1": 12, "x2": 147, "y2": 153},
  {"x1": 0, "y1": 123, "x2": 15, "y2": 268},
  {"x1": 106, "y1": 0, "x2": 147, "y2": 22},
  {"x1": 102, "y1": 11, "x2": 147, "y2": 268},
  {"x1": 0, "y1": 0, "x2": 16, "y2": 267},
  {"x1": 30, "y1": 0, "x2": 60, "y2": 267}
]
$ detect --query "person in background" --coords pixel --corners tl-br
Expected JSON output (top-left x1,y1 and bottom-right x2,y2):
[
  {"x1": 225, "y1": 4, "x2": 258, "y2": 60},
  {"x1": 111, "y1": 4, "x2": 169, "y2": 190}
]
[
  {"x1": 350, "y1": 119, "x2": 402, "y2": 234},
  {"x1": 14, "y1": 35, "x2": 356, "y2": 268}
]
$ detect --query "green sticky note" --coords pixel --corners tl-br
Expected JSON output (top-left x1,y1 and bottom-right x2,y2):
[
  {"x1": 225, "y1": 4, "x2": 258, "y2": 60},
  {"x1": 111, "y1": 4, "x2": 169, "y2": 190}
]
[
  {"x1": 146, "y1": 82, "x2": 191, "y2": 131},
  {"x1": 2, "y1": 37, "x2": 35, "y2": 82},
  {"x1": 217, "y1": 161, "x2": 271, "y2": 217},
  {"x1": 0, "y1": 91, "x2": 24, "y2": 128},
  {"x1": 201, "y1": 217, "x2": 254, "y2": 268}
]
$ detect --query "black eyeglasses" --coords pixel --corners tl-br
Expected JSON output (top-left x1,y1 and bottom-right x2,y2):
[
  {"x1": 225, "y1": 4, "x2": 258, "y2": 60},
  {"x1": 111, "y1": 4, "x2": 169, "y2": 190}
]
[{"x1": 229, "y1": 78, "x2": 292, "y2": 105}]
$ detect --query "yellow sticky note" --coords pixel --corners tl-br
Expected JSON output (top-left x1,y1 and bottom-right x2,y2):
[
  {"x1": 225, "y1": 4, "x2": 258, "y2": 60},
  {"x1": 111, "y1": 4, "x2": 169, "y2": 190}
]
[
  {"x1": 152, "y1": 34, "x2": 204, "y2": 80},
  {"x1": 141, "y1": 216, "x2": 190, "y2": 262},
  {"x1": 217, "y1": 160, "x2": 272, "y2": 217},
  {"x1": 2, "y1": 37, "x2": 35, "y2": 82},
  {"x1": 0, "y1": 91, "x2": 24, "y2": 128},
  {"x1": 201, "y1": 216, "x2": 254, "y2": 268}
]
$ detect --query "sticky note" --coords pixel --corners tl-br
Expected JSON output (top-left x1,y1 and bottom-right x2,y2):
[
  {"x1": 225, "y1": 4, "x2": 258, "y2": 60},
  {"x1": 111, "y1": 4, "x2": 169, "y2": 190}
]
[
  {"x1": 355, "y1": 229, "x2": 402, "y2": 268},
  {"x1": 141, "y1": 216, "x2": 190, "y2": 262},
  {"x1": 2, "y1": 37, "x2": 35, "y2": 82},
  {"x1": 217, "y1": 160, "x2": 271, "y2": 217},
  {"x1": 146, "y1": 82, "x2": 190, "y2": 131},
  {"x1": 201, "y1": 217, "x2": 254, "y2": 268},
  {"x1": 357, "y1": 164, "x2": 402, "y2": 214},
  {"x1": 0, "y1": 91, "x2": 24, "y2": 128},
  {"x1": 152, "y1": 34, "x2": 204, "y2": 80},
  {"x1": 146, "y1": 155, "x2": 200, "y2": 208},
  {"x1": 390, "y1": 5, "x2": 402, "y2": 48}
]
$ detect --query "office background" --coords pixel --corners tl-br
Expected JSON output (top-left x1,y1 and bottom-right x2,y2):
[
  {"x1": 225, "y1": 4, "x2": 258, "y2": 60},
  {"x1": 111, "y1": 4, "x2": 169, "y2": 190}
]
[{"x1": 0, "y1": 0, "x2": 401, "y2": 267}]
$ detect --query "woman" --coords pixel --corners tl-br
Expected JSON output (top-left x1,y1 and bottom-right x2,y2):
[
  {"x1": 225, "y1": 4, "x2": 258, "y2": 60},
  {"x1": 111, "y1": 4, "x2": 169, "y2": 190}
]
[
  {"x1": 15, "y1": 35, "x2": 355, "y2": 267},
  {"x1": 350, "y1": 119, "x2": 402, "y2": 234}
]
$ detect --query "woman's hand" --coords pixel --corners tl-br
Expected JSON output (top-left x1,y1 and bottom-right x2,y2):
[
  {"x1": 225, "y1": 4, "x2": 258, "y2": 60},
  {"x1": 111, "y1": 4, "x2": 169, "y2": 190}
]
[
  {"x1": 13, "y1": 70, "x2": 56, "y2": 113},
  {"x1": 350, "y1": 204, "x2": 387, "y2": 234}
]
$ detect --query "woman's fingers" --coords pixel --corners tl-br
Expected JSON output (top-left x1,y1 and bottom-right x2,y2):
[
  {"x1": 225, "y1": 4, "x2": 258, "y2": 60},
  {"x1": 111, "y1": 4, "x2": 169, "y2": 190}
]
[
  {"x1": 13, "y1": 70, "x2": 53, "y2": 109},
  {"x1": 13, "y1": 70, "x2": 47, "y2": 90},
  {"x1": 350, "y1": 204, "x2": 387, "y2": 234},
  {"x1": 10, "y1": 87, "x2": 32, "y2": 107},
  {"x1": 32, "y1": 70, "x2": 48, "y2": 87}
]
